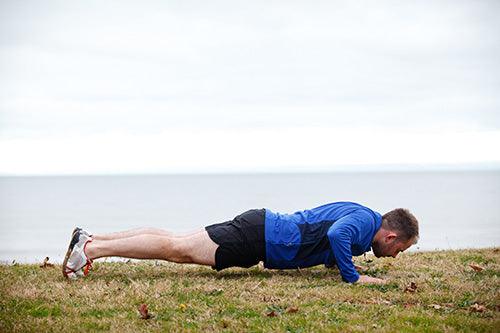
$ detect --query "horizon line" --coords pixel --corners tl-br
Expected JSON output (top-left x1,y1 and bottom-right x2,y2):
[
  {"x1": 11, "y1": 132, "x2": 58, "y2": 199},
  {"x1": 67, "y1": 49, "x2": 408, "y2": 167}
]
[{"x1": 1, "y1": 162, "x2": 499, "y2": 177}]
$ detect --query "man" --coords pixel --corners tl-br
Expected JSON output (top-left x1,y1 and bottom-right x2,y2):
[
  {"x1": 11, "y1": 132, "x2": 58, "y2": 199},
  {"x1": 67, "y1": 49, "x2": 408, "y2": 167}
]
[{"x1": 62, "y1": 201, "x2": 419, "y2": 284}]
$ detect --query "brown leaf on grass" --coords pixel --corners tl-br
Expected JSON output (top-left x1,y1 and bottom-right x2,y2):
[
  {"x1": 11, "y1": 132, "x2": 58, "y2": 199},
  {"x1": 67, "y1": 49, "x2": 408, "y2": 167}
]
[
  {"x1": 40, "y1": 257, "x2": 54, "y2": 268},
  {"x1": 404, "y1": 282, "x2": 417, "y2": 293},
  {"x1": 469, "y1": 264, "x2": 484, "y2": 272},
  {"x1": 266, "y1": 310, "x2": 278, "y2": 317},
  {"x1": 286, "y1": 306, "x2": 299, "y2": 313},
  {"x1": 138, "y1": 303, "x2": 151, "y2": 319},
  {"x1": 470, "y1": 303, "x2": 486, "y2": 313}
]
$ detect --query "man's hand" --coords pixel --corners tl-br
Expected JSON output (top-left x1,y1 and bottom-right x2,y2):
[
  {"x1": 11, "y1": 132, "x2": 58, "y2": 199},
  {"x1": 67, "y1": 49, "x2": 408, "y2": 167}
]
[{"x1": 355, "y1": 275, "x2": 387, "y2": 285}]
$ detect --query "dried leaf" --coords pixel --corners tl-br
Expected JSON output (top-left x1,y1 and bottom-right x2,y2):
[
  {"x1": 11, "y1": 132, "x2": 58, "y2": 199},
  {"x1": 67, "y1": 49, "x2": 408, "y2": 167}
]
[
  {"x1": 265, "y1": 304, "x2": 285, "y2": 317},
  {"x1": 469, "y1": 264, "x2": 484, "y2": 272},
  {"x1": 266, "y1": 310, "x2": 278, "y2": 317},
  {"x1": 286, "y1": 306, "x2": 299, "y2": 313},
  {"x1": 138, "y1": 303, "x2": 151, "y2": 319},
  {"x1": 40, "y1": 257, "x2": 54, "y2": 268},
  {"x1": 404, "y1": 282, "x2": 417, "y2": 293},
  {"x1": 470, "y1": 303, "x2": 486, "y2": 313}
]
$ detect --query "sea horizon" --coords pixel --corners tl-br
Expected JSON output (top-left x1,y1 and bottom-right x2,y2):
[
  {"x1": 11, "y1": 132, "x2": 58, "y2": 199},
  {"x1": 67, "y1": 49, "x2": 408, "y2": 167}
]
[{"x1": 1, "y1": 169, "x2": 499, "y2": 263}]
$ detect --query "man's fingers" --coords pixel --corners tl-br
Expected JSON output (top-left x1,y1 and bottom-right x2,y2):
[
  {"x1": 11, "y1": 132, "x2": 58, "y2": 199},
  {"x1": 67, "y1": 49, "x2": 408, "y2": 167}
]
[{"x1": 356, "y1": 275, "x2": 387, "y2": 284}]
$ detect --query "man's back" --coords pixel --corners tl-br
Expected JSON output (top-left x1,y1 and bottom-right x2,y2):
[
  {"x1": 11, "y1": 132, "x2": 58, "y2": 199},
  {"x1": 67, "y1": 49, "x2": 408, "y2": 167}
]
[{"x1": 263, "y1": 201, "x2": 382, "y2": 281}]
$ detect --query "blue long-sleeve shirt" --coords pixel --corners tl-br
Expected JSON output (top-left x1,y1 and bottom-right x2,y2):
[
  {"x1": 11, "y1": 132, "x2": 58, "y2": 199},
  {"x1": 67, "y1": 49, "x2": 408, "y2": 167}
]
[{"x1": 263, "y1": 201, "x2": 382, "y2": 283}]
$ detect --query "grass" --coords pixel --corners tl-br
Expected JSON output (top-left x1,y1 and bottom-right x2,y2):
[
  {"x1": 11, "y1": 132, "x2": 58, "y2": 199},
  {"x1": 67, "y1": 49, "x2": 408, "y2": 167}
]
[{"x1": 0, "y1": 248, "x2": 499, "y2": 332}]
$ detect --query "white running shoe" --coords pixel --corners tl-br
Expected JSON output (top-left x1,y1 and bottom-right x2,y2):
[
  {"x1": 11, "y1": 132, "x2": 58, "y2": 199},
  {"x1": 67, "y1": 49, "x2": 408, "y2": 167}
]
[
  {"x1": 62, "y1": 227, "x2": 93, "y2": 279},
  {"x1": 73, "y1": 227, "x2": 93, "y2": 238}
]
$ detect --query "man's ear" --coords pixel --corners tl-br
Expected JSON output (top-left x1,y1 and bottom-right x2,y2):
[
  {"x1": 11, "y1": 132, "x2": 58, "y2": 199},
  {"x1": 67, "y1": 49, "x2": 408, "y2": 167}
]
[{"x1": 385, "y1": 232, "x2": 398, "y2": 243}]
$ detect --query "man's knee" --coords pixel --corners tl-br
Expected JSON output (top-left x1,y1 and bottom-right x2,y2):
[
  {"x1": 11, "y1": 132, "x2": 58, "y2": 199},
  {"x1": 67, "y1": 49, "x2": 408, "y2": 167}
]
[
  {"x1": 185, "y1": 231, "x2": 218, "y2": 266},
  {"x1": 166, "y1": 230, "x2": 218, "y2": 266},
  {"x1": 168, "y1": 239, "x2": 193, "y2": 263}
]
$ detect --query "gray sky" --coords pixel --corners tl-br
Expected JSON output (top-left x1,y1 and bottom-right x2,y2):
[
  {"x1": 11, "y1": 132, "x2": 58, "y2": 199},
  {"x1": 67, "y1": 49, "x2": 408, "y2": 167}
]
[{"x1": 1, "y1": 1, "x2": 499, "y2": 175}]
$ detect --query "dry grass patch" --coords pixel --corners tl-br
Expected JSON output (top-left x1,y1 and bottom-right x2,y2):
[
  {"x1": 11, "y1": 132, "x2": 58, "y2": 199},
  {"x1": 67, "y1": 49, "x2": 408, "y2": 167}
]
[{"x1": 0, "y1": 248, "x2": 499, "y2": 332}]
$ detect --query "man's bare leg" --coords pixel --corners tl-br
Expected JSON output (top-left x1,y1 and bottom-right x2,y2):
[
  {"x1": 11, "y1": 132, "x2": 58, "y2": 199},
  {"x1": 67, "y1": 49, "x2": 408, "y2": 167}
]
[
  {"x1": 92, "y1": 227, "x2": 174, "y2": 240},
  {"x1": 92, "y1": 227, "x2": 204, "y2": 241},
  {"x1": 85, "y1": 229, "x2": 218, "y2": 266}
]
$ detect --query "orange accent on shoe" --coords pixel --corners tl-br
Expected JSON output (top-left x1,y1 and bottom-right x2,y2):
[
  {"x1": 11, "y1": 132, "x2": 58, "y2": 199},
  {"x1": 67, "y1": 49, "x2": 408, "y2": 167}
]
[
  {"x1": 83, "y1": 261, "x2": 92, "y2": 276},
  {"x1": 83, "y1": 239, "x2": 93, "y2": 276}
]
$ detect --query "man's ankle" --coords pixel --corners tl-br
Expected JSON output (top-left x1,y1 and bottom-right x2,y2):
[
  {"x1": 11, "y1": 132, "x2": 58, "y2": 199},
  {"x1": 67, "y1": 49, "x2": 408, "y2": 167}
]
[{"x1": 84, "y1": 240, "x2": 97, "y2": 260}]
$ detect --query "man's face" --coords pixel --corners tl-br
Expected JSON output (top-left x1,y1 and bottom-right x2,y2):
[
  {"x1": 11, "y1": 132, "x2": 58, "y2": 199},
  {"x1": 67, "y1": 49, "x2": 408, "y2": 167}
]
[{"x1": 372, "y1": 235, "x2": 415, "y2": 258}]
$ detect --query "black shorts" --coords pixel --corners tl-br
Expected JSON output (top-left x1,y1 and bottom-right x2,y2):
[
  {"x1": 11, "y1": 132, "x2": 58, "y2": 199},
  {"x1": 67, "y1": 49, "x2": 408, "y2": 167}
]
[{"x1": 205, "y1": 208, "x2": 266, "y2": 271}]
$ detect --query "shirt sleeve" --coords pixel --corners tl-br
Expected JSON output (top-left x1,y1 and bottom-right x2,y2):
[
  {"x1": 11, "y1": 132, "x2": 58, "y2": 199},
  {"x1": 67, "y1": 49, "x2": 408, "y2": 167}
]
[{"x1": 327, "y1": 210, "x2": 374, "y2": 283}]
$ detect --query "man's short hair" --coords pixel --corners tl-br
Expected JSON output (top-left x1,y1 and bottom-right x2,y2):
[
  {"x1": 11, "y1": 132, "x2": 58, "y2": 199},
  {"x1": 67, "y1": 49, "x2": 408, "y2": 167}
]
[{"x1": 382, "y1": 208, "x2": 419, "y2": 243}]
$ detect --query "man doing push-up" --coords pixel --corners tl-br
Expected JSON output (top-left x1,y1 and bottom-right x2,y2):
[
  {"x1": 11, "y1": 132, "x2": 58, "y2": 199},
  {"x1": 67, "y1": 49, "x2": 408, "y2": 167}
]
[{"x1": 62, "y1": 201, "x2": 419, "y2": 284}]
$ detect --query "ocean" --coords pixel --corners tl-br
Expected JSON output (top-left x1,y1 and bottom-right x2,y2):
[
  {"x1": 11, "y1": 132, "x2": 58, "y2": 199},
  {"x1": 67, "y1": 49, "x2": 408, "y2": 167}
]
[{"x1": 1, "y1": 170, "x2": 499, "y2": 263}]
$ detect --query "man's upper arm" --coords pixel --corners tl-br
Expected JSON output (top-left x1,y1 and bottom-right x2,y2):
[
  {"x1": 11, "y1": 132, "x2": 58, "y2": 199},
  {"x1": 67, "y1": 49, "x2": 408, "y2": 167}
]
[{"x1": 327, "y1": 210, "x2": 374, "y2": 283}]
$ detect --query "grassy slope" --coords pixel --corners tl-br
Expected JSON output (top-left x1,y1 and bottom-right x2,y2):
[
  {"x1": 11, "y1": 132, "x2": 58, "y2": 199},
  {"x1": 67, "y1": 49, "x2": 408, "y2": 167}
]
[{"x1": 0, "y1": 248, "x2": 498, "y2": 332}]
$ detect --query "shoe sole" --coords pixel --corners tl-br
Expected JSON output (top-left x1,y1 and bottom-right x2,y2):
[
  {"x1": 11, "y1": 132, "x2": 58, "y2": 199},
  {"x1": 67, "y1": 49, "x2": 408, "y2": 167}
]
[{"x1": 62, "y1": 227, "x2": 81, "y2": 279}]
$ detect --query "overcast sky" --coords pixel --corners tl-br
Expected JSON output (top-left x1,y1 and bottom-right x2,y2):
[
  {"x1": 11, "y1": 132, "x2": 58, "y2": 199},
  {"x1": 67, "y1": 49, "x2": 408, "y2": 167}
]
[{"x1": 1, "y1": 1, "x2": 499, "y2": 175}]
